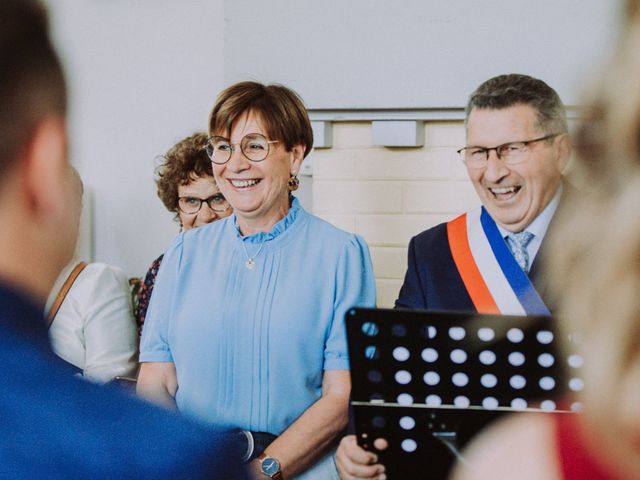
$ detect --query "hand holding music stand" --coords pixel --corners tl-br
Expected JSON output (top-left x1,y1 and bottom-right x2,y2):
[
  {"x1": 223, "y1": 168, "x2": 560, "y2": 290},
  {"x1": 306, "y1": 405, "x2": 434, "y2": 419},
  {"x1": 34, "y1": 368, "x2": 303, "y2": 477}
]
[{"x1": 346, "y1": 308, "x2": 584, "y2": 479}]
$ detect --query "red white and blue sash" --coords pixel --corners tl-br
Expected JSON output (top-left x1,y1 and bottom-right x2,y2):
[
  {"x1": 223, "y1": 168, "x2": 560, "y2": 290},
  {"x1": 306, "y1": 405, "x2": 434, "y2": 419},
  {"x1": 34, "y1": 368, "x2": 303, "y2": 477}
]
[{"x1": 446, "y1": 207, "x2": 550, "y2": 316}]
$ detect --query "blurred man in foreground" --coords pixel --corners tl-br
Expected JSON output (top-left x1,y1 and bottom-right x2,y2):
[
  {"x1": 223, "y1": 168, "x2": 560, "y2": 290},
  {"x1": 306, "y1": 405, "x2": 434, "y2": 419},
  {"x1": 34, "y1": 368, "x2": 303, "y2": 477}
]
[{"x1": 0, "y1": 1, "x2": 244, "y2": 478}]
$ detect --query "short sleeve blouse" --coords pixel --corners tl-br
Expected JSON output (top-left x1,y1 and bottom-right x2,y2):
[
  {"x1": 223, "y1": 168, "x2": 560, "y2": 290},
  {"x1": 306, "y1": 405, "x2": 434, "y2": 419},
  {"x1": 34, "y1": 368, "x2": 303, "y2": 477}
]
[{"x1": 140, "y1": 198, "x2": 376, "y2": 433}]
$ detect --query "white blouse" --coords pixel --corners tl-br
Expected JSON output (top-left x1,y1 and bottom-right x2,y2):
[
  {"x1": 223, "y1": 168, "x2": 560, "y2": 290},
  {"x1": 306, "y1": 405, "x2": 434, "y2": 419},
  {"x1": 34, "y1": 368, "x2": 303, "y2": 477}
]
[{"x1": 46, "y1": 260, "x2": 139, "y2": 383}]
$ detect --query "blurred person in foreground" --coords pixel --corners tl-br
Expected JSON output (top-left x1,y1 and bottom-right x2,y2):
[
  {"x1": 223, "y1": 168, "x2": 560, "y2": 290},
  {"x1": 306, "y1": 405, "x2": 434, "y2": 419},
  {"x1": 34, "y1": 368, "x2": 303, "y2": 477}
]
[
  {"x1": 453, "y1": 2, "x2": 640, "y2": 478},
  {"x1": 138, "y1": 81, "x2": 376, "y2": 479},
  {"x1": 0, "y1": 1, "x2": 244, "y2": 477},
  {"x1": 135, "y1": 132, "x2": 232, "y2": 330},
  {"x1": 47, "y1": 167, "x2": 138, "y2": 383}
]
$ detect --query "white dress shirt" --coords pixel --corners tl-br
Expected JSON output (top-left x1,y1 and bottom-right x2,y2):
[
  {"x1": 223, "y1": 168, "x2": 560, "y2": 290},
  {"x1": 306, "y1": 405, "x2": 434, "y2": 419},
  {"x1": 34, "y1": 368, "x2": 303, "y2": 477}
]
[
  {"x1": 46, "y1": 259, "x2": 139, "y2": 383},
  {"x1": 496, "y1": 184, "x2": 563, "y2": 267}
]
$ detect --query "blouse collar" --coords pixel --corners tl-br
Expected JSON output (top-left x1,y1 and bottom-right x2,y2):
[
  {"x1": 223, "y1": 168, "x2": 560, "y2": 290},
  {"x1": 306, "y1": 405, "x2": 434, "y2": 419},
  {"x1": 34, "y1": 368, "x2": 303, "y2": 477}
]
[{"x1": 233, "y1": 196, "x2": 302, "y2": 244}]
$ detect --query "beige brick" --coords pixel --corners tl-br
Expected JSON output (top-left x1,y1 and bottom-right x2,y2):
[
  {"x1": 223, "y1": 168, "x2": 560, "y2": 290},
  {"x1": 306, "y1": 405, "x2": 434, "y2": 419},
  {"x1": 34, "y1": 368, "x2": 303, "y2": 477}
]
[
  {"x1": 312, "y1": 150, "x2": 357, "y2": 180},
  {"x1": 355, "y1": 148, "x2": 452, "y2": 180},
  {"x1": 315, "y1": 214, "x2": 356, "y2": 233},
  {"x1": 451, "y1": 154, "x2": 471, "y2": 180},
  {"x1": 426, "y1": 121, "x2": 466, "y2": 147},
  {"x1": 314, "y1": 181, "x2": 402, "y2": 214},
  {"x1": 376, "y1": 279, "x2": 403, "y2": 308},
  {"x1": 370, "y1": 247, "x2": 408, "y2": 279},
  {"x1": 356, "y1": 214, "x2": 452, "y2": 247},
  {"x1": 332, "y1": 122, "x2": 372, "y2": 148},
  {"x1": 404, "y1": 181, "x2": 480, "y2": 214}
]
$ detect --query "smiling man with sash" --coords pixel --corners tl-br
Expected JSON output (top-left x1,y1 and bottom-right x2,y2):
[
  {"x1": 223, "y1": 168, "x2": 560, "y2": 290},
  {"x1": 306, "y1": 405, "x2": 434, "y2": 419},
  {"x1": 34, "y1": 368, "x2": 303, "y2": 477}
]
[
  {"x1": 395, "y1": 73, "x2": 572, "y2": 318},
  {"x1": 336, "y1": 73, "x2": 572, "y2": 480}
]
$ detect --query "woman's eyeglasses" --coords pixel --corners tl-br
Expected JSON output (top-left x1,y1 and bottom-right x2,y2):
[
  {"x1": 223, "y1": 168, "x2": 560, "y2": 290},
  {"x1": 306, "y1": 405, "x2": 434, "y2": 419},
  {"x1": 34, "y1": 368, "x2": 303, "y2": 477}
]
[
  {"x1": 177, "y1": 193, "x2": 231, "y2": 214},
  {"x1": 204, "y1": 133, "x2": 279, "y2": 165}
]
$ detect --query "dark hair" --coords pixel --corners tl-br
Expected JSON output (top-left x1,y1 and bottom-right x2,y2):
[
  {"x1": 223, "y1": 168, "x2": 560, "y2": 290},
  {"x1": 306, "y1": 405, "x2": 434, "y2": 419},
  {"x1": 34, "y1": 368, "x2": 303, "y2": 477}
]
[
  {"x1": 0, "y1": 0, "x2": 66, "y2": 176},
  {"x1": 208, "y1": 81, "x2": 313, "y2": 158},
  {"x1": 465, "y1": 74, "x2": 567, "y2": 134},
  {"x1": 155, "y1": 132, "x2": 214, "y2": 221}
]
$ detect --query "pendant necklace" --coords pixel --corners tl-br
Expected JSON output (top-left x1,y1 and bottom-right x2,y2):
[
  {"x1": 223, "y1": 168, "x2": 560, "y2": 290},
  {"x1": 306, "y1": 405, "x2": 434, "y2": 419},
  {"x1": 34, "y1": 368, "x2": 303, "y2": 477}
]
[{"x1": 242, "y1": 238, "x2": 266, "y2": 270}]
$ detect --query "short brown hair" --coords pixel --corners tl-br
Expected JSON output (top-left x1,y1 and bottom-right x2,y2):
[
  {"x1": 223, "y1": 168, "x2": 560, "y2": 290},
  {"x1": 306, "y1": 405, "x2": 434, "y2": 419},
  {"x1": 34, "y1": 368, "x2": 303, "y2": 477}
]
[
  {"x1": 0, "y1": 0, "x2": 66, "y2": 176},
  {"x1": 466, "y1": 74, "x2": 567, "y2": 135},
  {"x1": 208, "y1": 82, "x2": 313, "y2": 158},
  {"x1": 155, "y1": 132, "x2": 213, "y2": 220}
]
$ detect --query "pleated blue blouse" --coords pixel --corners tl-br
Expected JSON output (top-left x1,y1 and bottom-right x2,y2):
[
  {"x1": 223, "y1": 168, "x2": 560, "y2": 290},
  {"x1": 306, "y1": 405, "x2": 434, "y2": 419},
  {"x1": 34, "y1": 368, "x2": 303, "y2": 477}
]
[{"x1": 140, "y1": 197, "x2": 376, "y2": 434}]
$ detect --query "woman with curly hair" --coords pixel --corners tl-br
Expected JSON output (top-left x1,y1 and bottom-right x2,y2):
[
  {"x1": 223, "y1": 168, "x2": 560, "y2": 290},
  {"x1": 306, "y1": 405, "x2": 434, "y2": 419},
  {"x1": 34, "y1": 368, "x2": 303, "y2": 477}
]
[{"x1": 135, "y1": 133, "x2": 232, "y2": 330}]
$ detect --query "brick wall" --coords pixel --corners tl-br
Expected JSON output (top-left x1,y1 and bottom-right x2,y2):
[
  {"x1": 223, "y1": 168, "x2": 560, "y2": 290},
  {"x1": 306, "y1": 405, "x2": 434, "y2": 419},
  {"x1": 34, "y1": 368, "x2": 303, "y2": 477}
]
[{"x1": 312, "y1": 121, "x2": 480, "y2": 307}]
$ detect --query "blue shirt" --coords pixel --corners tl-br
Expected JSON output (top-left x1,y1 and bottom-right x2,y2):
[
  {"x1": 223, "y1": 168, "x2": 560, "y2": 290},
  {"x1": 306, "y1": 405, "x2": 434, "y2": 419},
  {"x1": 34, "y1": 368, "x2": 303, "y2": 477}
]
[
  {"x1": 0, "y1": 282, "x2": 245, "y2": 479},
  {"x1": 140, "y1": 198, "x2": 376, "y2": 434}
]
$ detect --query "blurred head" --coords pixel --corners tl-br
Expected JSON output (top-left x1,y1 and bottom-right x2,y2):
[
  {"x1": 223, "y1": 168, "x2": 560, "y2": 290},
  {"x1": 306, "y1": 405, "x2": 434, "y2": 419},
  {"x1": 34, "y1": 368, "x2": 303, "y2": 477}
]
[
  {"x1": 547, "y1": 1, "x2": 640, "y2": 474},
  {"x1": 462, "y1": 74, "x2": 571, "y2": 232},
  {"x1": 0, "y1": 0, "x2": 67, "y2": 175},
  {"x1": 0, "y1": 0, "x2": 76, "y2": 296},
  {"x1": 207, "y1": 82, "x2": 312, "y2": 233},
  {"x1": 155, "y1": 132, "x2": 232, "y2": 231}
]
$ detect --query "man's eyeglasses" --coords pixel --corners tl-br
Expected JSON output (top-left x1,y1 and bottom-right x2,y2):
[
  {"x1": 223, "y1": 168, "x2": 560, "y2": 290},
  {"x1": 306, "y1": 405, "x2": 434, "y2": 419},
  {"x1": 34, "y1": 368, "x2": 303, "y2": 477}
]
[
  {"x1": 456, "y1": 133, "x2": 562, "y2": 168},
  {"x1": 177, "y1": 193, "x2": 231, "y2": 214},
  {"x1": 205, "y1": 133, "x2": 279, "y2": 165}
]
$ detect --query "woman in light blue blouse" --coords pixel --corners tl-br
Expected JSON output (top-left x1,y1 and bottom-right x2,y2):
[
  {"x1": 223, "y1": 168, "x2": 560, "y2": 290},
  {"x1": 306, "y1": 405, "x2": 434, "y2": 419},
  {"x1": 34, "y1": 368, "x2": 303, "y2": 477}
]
[{"x1": 138, "y1": 82, "x2": 376, "y2": 479}]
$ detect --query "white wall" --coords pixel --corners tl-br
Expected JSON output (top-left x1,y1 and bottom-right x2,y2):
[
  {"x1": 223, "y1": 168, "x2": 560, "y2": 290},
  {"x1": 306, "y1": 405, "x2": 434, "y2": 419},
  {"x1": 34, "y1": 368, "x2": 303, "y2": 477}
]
[
  {"x1": 44, "y1": 0, "x2": 620, "y2": 277},
  {"x1": 310, "y1": 121, "x2": 474, "y2": 307},
  {"x1": 225, "y1": 0, "x2": 620, "y2": 109},
  {"x1": 48, "y1": 0, "x2": 225, "y2": 276}
]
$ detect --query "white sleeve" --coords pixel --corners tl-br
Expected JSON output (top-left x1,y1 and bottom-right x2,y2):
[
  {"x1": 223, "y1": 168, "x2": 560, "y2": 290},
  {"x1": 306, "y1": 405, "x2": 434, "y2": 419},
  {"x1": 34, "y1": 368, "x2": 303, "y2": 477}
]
[{"x1": 52, "y1": 263, "x2": 139, "y2": 383}]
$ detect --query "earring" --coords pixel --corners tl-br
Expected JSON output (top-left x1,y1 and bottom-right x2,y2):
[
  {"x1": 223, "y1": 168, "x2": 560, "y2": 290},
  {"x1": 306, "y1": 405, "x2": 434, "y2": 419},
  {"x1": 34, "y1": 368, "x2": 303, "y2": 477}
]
[{"x1": 287, "y1": 174, "x2": 299, "y2": 192}]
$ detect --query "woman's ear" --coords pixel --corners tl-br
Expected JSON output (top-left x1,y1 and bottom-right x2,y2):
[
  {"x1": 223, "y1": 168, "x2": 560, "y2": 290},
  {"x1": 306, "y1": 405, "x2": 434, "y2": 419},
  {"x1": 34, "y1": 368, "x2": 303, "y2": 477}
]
[{"x1": 289, "y1": 144, "x2": 306, "y2": 176}]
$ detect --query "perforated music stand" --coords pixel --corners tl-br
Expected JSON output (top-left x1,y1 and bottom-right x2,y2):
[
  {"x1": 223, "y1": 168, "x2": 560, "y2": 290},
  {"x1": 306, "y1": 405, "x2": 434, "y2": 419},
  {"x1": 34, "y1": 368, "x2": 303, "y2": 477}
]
[{"x1": 346, "y1": 307, "x2": 584, "y2": 480}]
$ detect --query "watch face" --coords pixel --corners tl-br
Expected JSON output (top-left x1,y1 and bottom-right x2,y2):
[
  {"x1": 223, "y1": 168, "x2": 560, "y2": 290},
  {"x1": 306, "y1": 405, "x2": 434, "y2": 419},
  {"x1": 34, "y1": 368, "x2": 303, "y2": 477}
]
[{"x1": 261, "y1": 457, "x2": 280, "y2": 476}]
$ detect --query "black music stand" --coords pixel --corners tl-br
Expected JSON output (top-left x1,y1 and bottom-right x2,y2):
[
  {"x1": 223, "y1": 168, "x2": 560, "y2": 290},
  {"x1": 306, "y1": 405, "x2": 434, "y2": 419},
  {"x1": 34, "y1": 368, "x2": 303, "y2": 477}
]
[{"x1": 346, "y1": 308, "x2": 584, "y2": 479}]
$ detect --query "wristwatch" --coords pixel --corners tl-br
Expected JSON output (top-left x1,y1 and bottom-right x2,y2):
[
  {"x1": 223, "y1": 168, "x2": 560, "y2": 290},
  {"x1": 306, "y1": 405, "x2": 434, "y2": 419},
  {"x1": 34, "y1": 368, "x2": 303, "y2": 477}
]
[{"x1": 257, "y1": 453, "x2": 282, "y2": 479}]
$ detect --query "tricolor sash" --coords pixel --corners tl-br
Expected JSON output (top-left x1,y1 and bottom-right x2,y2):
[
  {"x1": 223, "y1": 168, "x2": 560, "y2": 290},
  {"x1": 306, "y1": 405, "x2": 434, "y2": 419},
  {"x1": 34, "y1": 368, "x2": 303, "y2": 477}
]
[{"x1": 446, "y1": 207, "x2": 550, "y2": 316}]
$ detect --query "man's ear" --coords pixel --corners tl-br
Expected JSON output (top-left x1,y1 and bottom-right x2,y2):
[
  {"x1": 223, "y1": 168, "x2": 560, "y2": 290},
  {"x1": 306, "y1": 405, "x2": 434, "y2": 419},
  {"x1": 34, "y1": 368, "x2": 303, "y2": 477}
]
[
  {"x1": 289, "y1": 144, "x2": 306, "y2": 176},
  {"x1": 23, "y1": 116, "x2": 68, "y2": 220},
  {"x1": 556, "y1": 133, "x2": 573, "y2": 172}
]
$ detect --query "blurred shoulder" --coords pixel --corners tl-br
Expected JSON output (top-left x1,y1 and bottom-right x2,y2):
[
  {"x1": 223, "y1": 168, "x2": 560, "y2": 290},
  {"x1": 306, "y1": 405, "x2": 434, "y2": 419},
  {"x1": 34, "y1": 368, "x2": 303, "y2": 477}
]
[
  {"x1": 42, "y1": 371, "x2": 242, "y2": 477},
  {"x1": 452, "y1": 413, "x2": 560, "y2": 480}
]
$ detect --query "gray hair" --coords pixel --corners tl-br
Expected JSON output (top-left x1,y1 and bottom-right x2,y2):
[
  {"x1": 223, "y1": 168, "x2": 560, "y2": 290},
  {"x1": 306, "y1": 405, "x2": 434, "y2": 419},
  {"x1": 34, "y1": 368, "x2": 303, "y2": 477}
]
[{"x1": 465, "y1": 74, "x2": 567, "y2": 135}]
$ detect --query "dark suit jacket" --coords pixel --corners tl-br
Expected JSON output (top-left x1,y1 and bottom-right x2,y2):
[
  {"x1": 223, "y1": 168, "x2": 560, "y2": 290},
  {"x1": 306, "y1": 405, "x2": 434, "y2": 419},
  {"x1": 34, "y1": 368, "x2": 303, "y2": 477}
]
[
  {"x1": 0, "y1": 282, "x2": 246, "y2": 480},
  {"x1": 384, "y1": 190, "x2": 571, "y2": 479},
  {"x1": 393, "y1": 182, "x2": 574, "y2": 313}
]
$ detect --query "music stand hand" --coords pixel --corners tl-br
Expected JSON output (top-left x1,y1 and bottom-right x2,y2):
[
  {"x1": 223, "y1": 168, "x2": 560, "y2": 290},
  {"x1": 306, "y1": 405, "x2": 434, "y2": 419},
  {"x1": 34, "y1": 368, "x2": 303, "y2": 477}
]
[{"x1": 336, "y1": 434, "x2": 387, "y2": 480}]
